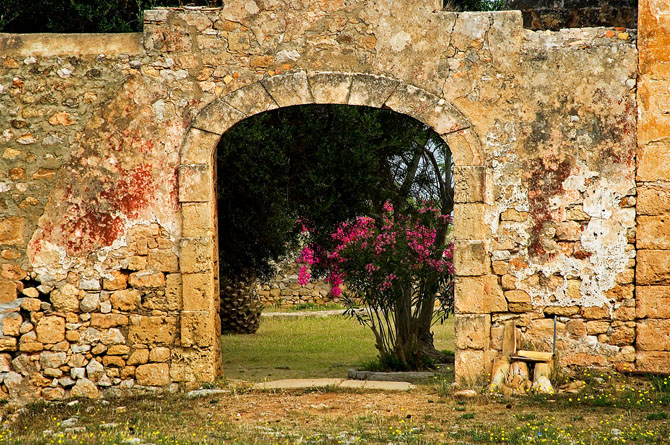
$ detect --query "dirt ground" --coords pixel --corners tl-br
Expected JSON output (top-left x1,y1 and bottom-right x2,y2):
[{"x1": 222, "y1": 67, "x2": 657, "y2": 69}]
[{"x1": 2, "y1": 374, "x2": 669, "y2": 444}]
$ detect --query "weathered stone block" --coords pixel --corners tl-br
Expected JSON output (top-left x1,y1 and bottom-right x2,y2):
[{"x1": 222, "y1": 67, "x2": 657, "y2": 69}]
[
  {"x1": 39, "y1": 351, "x2": 66, "y2": 369},
  {"x1": 0, "y1": 280, "x2": 16, "y2": 303},
  {"x1": 637, "y1": 184, "x2": 670, "y2": 216},
  {"x1": 586, "y1": 320, "x2": 610, "y2": 335},
  {"x1": 454, "y1": 349, "x2": 486, "y2": 383},
  {"x1": 148, "y1": 250, "x2": 179, "y2": 272},
  {"x1": 455, "y1": 276, "x2": 484, "y2": 314},
  {"x1": 129, "y1": 315, "x2": 177, "y2": 346},
  {"x1": 182, "y1": 273, "x2": 214, "y2": 311},
  {"x1": 308, "y1": 72, "x2": 352, "y2": 104},
  {"x1": 505, "y1": 290, "x2": 531, "y2": 313},
  {"x1": 0, "y1": 217, "x2": 24, "y2": 245},
  {"x1": 110, "y1": 289, "x2": 141, "y2": 311},
  {"x1": 385, "y1": 83, "x2": 468, "y2": 135},
  {"x1": 455, "y1": 314, "x2": 490, "y2": 350},
  {"x1": 347, "y1": 74, "x2": 398, "y2": 108},
  {"x1": 261, "y1": 71, "x2": 312, "y2": 107},
  {"x1": 543, "y1": 305, "x2": 579, "y2": 316},
  {"x1": 165, "y1": 273, "x2": 182, "y2": 311},
  {"x1": 637, "y1": 286, "x2": 670, "y2": 318},
  {"x1": 179, "y1": 164, "x2": 212, "y2": 203},
  {"x1": 454, "y1": 166, "x2": 486, "y2": 203},
  {"x1": 453, "y1": 241, "x2": 486, "y2": 276},
  {"x1": 637, "y1": 319, "x2": 670, "y2": 351},
  {"x1": 223, "y1": 82, "x2": 278, "y2": 116},
  {"x1": 500, "y1": 209, "x2": 527, "y2": 222},
  {"x1": 127, "y1": 348, "x2": 149, "y2": 366},
  {"x1": 191, "y1": 98, "x2": 246, "y2": 135},
  {"x1": 566, "y1": 319, "x2": 586, "y2": 338},
  {"x1": 35, "y1": 316, "x2": 65, "y2": 344},
  {"x1": 2, "y1": 313, "x2": 21, "y2": 337},
  {"x1": 90, "y1": 314, "x2": 129, "y2": 329},
  {"x1": 637, "y1": 250, "x2": 670, "y2": 285},
  {"x1": 70, "y1": 378, "x2": 99, "y2": 399},
  {"x1": 485, "y1": 275, "x2": 508, "y2": 312},
  {"x1": 636, "y1": 351, "x2": 670, "y2": 373},
  {"x1": 50, "y1": 284, "x2": 81, "y2": 312},
  {"x1": 107, "y1": 345, "x2": 130, "y2": 355},
  {"x1": 453, "y1": 204, "x2": 487, "y2": 241},
  {"x1": 446, "y1": 128, "x2": 483, "y2": 166},
  {"x1": 0, "y1": 338, "x2": 17, "y2": 352},
  {"x1": 182, "y1": 202, "x2": 212, "y2": 237},
  {"x1": 181, "y1": 311, "x2": 214, "y2": 347},
  {"x1": 128, "y1": 271, "x2": 165, "y2": 288},
  {"x1": 637, "y1": 216, "x2": 670, "y2": 249},
  {"x1": 180, "y1": 238, "x2": 213, "y2": 274},
  {"x1": 637, "y1": 140, "x2": 670, "y2": 181},
  {"x1": 581, "y1": 305, "x2": 610, "y2": 319},
  {"x1": 149, "y1": 347, "x2": 171, "y2": 362},
  {"x1": 103, "y1": 271, "x2": 128, "y2": 291},
  {"x1": 181, "y1": 128, "x2": 220, "y2": 165}
]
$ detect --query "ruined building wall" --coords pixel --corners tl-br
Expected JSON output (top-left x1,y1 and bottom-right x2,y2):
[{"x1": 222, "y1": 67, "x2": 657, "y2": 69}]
[
  {"x1": 634, "y1": 0, "x2": 670, "y2": 372},
  {"x1": 0, "y1": 0, "x2": 657, "y2": 402}
]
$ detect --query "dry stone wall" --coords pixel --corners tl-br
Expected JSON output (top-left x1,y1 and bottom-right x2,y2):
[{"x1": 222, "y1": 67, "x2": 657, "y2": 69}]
[
  {"x1": 257, "y1": 257, "x2": 334, "y2": 307},
  {"x1": 0, "y1": 0, "x2": 663, "y2": 403}
]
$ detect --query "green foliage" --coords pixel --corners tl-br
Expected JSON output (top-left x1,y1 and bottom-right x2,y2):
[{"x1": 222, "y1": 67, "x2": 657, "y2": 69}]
[
  {"x1": 445, "y1": 0, "x2": 505, "y2": 11},
  {"x1": 647, "y1": 412, "x2": 668, "y2": 421},
  {"x1": 0, "y1": 0, "x2": 220, "y2": 33},
  {"x1": 216, "y1": 105, "x2": 448, "y2": 282}
]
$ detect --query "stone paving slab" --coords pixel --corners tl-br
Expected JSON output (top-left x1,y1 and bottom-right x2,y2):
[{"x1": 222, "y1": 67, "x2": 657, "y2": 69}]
[
  {"x1": 252, "y1": 378, "x2": 415, "y2": 391},
  {"x1": 253, "y1": 378, "x2": 344, "y2": 389}
]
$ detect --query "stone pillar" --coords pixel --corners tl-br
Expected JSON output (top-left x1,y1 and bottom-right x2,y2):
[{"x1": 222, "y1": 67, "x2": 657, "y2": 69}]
[
  {"x1": 177, "y1": 132, "x2": 223, "y2": 383},
  {"x1": 635, "y1": 0, "x2": 670, "y2": 372},
  {"x1": 453, "y1": 166, "x2": 497, "y2": 383}
]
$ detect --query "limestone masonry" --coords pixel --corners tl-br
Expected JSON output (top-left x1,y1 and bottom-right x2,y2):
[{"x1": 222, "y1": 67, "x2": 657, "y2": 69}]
[{"x1": 0, "y1": 0, "x2": 666, "y2": 402}]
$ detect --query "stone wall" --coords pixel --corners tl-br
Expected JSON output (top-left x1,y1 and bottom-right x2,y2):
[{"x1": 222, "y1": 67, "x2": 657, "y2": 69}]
[
  {"x1": 0, "y1": 0, "x2": 663, "y2": 403},
  {"x1": 257, "y1": 257, "x2": 334, "y2": 307},
  {"x1": 635, "y1": 0, "x2": 670, "y2": 372},
  {"x1": 505, "y1": 0, "x2": 638, "y2": 30}
]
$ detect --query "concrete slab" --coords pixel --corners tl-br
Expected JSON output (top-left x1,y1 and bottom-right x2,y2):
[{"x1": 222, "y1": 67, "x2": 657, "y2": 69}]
[
  {"x1": 362, "y1": 380, "x2": 415, "y2": 391},
  {"x1": 253, "y1": 378, "x2": 343, "y2": 390},
  {"x1": 338, "y1": 380, "x2": 367, "y2": 389},
  {"x1": 252, "y1": 378, "x2": 415, "y2": 391}
]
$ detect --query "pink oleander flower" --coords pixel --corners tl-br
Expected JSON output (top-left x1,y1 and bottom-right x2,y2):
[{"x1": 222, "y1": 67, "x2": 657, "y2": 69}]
[{"x1": 298, "y1": 266, "x2": 311, "y2": 285}]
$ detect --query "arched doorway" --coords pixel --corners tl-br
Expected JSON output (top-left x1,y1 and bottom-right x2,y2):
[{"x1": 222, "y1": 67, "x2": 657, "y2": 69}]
[{"x1": 178, "y1": 72, "x2": 491, "y2": 384}]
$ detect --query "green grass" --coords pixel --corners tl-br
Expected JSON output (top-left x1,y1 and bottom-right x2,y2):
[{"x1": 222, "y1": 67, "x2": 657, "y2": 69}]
[
  {"x1": 221, "y1": 315, "x2": 455, "y2": 381},
  {"x1": 263, "y1": 302, "x2": 347, "y2": 312}
]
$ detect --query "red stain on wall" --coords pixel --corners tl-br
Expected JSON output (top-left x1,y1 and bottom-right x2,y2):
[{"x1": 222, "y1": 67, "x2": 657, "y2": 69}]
[{"x1": 526, "y1": 156, "x2": 572, "y2": 258}]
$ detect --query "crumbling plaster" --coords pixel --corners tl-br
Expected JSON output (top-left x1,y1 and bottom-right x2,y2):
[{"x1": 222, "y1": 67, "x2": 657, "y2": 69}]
[{"x1": 0, "y1": 0, "x2": 660, "y2": 403}]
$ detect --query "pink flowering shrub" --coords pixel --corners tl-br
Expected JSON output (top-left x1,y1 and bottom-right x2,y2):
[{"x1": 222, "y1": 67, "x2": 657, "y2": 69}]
[{"x1": 298, "y1": 200, "x2": 454, "y2": 369}]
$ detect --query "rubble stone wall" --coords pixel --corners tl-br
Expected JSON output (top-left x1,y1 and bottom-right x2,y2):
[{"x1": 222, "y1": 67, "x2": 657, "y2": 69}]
[
  {"x1": 257, "y1": 257, "x2": 335, "y2": 307},
  {"x1": 0, "y1": 0, "x2": 661, "y2": 402}
]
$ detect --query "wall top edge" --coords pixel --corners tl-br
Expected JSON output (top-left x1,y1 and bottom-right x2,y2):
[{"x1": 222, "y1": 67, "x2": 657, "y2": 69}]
[{"x1": 0, "y1": 33, "x2": 144, "y2": 57}]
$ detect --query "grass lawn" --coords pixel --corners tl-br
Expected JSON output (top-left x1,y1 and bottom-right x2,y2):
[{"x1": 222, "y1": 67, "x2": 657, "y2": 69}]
[{"x1": 221, "y1": 313, "x2": 455, "y2": 381}]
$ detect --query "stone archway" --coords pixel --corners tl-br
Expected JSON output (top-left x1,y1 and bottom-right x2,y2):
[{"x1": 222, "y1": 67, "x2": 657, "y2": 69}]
[{"x1": 178, "y1": 71, "x2": 493, "y2": 383}]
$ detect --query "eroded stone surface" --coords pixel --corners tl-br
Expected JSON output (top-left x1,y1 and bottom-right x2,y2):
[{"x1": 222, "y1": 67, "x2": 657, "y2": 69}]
[{"x1": 0, "y1": 0, "x2": 661, "y2": 403}]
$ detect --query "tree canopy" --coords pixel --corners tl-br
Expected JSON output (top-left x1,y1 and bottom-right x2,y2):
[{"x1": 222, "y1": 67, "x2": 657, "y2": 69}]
[
  {"x1": 0, "y1": 0, "x2": 503, "y2": 33},
  {"x1": 215, "y1": 105, "x2": 453, "y2": 283}
]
